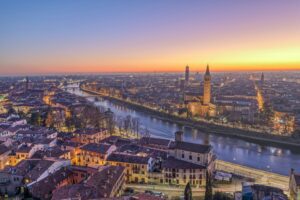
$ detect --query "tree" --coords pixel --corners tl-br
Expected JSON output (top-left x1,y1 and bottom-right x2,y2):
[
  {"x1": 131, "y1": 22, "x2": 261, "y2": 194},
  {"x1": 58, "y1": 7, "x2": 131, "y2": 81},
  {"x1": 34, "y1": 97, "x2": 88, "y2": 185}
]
[
  {"x1": 205, "y1": 171, "x2": 213, "y2": 200},
  {"x1": 29, "y1": 112, "x2": 43, "y2": 126},
  {"x1": 184, "y1": 182, "x2": 192, "y2": 200}
]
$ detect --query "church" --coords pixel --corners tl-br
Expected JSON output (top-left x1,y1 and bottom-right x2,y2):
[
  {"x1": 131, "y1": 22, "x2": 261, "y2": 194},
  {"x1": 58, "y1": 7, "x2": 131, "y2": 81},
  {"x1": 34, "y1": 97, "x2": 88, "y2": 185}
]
[{"x1": 184, "y1": 65, "x2": 216, "y2": 118}]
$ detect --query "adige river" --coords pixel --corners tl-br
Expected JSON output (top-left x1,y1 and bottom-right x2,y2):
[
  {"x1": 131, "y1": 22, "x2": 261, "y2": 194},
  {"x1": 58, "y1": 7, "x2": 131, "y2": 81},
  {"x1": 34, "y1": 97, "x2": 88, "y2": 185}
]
[{"x1": 66, "y1": 83, "x2": 300, "y2": 176}]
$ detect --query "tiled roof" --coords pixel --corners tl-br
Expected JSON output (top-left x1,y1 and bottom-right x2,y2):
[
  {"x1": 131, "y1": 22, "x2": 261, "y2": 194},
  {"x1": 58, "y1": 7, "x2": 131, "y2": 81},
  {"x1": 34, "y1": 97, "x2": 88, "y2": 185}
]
[
  {"x1": 170, "y1": 141, "x2": 211, "y2": 154},
  {"x1": 107, "y1": 153, "x2": 149, "y2": 164},
  {"x1": 52, "y1": 166, "x2": 125, "y2": 199},
  {"x1": 140, "y1": 137, "x2": 171, "y2": 147},
  {"x1": 80, "y1": 143, "x2": 111, "y2": 154},
  {"x1": 0, "y1": 144, "x2": 10, "y2": 155},
  {"x1": 162, "y1": 156, "x2": 206, "y2": 169}
]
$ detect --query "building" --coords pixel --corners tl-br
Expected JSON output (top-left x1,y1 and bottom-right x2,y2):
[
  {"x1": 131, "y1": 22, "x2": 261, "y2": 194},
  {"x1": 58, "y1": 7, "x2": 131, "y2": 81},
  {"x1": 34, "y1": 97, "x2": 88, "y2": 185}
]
[
  {"x1": 72, "y1": 128, "x2": 109, "y2": 144},
  {"x1": 0, "y1": 159, "x2": 70, "y2": 196},
  {"x1": 186, "y1": 65, "x2": 216, "y2": 117},
  {"x1": 203, "y1": 65, "x2": 211, "y2": 105},
  {"x1": 185, "y1": 65, "x2": 190, "y2": 84},
  {"x1": 75, "y1": 143, "x2": 116, "y2": 166},
  {"x1": 160, "y1": 131, "x2": 216, "y2": 187},
  {"x1": 51, "y1": 165, "x2": 125, "y2": 199},
  {"x1": 261, "y1": 72, "x2": 265, "y2": 85},
  {"x1": 28, "y1": 165, "x2": 98, "y2": 200},
  {"x1": 289, "y1": 169, "x2": 300, "y2": 200},
  {"x1": 169, "y1": 131, "x2": 215, "y2": 172},
  {"x1": 0, "y1": 145, "x2": 11, "y2": 170},
  {"x1": 106, "y1": 153, "x2": 154, "y2": 184}
]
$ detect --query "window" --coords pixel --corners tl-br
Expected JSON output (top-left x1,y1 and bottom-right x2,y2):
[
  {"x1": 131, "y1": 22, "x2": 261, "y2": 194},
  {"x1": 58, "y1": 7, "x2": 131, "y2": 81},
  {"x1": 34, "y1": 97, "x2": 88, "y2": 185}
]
[
  {"x1": 189, "y1": 155, "x2": 192, "y2": 160},
  {"x1": 182, "y1": 154, "x2": 184, "y2": 158},
  {"x1": 197, "y1": 157, "x2": 200, "y2": 161}
]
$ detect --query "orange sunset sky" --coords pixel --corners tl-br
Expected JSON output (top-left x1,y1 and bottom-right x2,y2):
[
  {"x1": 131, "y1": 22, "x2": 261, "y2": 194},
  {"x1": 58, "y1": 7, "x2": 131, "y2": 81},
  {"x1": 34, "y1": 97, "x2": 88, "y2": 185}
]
[{"x1": 0, "y1": 0, "x2": 300, "y2": 75}]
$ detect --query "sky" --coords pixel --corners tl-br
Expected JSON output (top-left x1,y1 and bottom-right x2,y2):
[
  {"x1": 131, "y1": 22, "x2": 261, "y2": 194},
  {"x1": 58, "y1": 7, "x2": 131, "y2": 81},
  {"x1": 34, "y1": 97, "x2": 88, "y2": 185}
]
[{"x1": 0, "y1": 0, "x2": 300, "y2": 75}]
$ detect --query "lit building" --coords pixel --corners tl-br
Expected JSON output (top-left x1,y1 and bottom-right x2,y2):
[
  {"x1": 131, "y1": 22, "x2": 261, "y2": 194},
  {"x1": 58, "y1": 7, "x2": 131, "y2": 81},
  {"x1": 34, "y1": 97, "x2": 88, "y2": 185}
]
[
  {"x1": 203, "y1": 65, "x2": 211, "y2": 105},
  {"x1": 75, "y1": 143, "x2": 116, "y2": 166},
  {"x1": 273, "y1": 110, "x2": 295, "y2": 135},
  {"x1": 106, "y1": 153, "x2": 154, "y2": 184},
  {"x1": 72, "y1": 128, "x2": 109, "y2": 144},
  {"x1": 0, "y1": 145, "x2": 11, "y2": 170},
  {"x1": 186, "y1": 65, "x2": 216, "y2": 117}
]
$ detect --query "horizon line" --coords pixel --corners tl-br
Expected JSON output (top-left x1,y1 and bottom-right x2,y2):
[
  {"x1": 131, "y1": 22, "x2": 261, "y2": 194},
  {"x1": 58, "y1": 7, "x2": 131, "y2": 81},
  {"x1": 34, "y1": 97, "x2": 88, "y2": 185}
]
[{"x1": 1, "y1": 68, "x2": 300, "y2": 77}]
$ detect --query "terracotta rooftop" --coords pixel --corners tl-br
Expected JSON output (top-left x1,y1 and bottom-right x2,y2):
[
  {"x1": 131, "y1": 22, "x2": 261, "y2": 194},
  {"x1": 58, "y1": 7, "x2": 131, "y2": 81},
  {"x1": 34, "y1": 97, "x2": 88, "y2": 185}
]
[
  {"x1": 169, "y1": 141, "x2": 211, "y2": 154},
  {"x1": 80, "y1": 143, "x2": 112, "y2": 154},
  {"x1": 162, "y1": 156, "x2": 206, "y2": 169}
]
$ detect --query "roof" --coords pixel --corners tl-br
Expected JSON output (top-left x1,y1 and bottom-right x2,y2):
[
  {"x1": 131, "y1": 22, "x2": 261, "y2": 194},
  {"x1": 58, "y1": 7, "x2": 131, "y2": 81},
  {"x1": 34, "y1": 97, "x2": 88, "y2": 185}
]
[
  {"x1": 32, "y1": 147, "x2": 69, "y2": 159},
  {"x1": 52, "y1": 184, "x2": 96, "y2": 200},
  {"x1": 140, "y1": 137, "x2": 171, "y2": 147},
  {"x1": 52, "y1": 166, "x2": 125, "y2": 199},
  {"x1": 100, "y1": 136, "x2": 132, "y2": 147},
  {"x1": 0, "y1": 144, "x2": 10, "y2": 155},
  {"x1": 80, "y1": 143, "x2": 112, "y2": 154},
  {"x1": 107, "y1": 153, "x2": 150, "y2": 164},
  {"x1": 29, "y1": 167, "x2": 74, "y2": 199},
  {"x1": 16, "y1": 145, "x2": 32, "y2": 153},
  {"x1": 162, "y1": 156, "x2": 206, "y2": 169},
  {"x1": 3, "y1": 159, "x2": 40, "y2": 176},
  {"x1": 74, "y1": 128, "x2": 106, "y2": 135},
  {"x1": 170, "y1": 141, "x2": 211, "y2": 154},
  {"x1": 85, "y1": 165, "x2": 125, "y2": 197},
  {"x1": 25, "y1": 160, "x2": 55, "y2": 181}
]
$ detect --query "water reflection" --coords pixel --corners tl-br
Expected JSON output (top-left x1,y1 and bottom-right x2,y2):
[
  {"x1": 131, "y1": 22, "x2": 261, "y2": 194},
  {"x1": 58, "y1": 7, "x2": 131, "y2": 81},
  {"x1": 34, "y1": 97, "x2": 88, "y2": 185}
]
[{"x1": 66, "y1": 84, "x2": 300, "y2": 175}]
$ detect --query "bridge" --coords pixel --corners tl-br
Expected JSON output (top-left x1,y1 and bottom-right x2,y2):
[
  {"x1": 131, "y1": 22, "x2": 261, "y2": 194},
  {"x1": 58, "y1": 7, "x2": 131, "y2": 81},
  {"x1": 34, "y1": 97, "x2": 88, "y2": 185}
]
[{"x1": 216, "y1": 160, "x2": 289, "y2": 192}]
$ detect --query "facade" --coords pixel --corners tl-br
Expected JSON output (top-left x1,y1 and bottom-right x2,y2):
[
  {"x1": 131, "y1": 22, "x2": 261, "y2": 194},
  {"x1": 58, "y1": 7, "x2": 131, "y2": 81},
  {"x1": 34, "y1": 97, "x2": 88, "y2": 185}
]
[
  {"x1": 161, "y1": 131, "x2": 216, "y2": 187},
  {"x1": 106, "y1": 153, "x2": 153, "y2": 184},
  {"x1": 72, "y1": 128, "x2": 109, "y2": 144},
  {"x1": 75, "y1": 143, "x2": 116, "y2": 166},
  {"x1": 161, "y1": 156, "x2": 206, "y2": 187}
]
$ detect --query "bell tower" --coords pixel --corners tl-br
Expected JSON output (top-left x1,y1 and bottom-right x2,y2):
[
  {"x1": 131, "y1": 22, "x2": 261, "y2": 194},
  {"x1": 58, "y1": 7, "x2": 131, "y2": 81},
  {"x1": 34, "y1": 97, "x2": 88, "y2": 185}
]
[{"x1": 203, "y1": 65, "x2": 211, "y2": 105}]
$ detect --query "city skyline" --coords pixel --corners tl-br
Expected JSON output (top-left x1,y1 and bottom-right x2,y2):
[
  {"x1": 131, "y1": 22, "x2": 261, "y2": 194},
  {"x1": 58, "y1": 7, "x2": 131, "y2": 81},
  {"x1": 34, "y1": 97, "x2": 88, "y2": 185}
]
[{"x1": 1, "y1": 0, "x2": 300, "y2": 75}]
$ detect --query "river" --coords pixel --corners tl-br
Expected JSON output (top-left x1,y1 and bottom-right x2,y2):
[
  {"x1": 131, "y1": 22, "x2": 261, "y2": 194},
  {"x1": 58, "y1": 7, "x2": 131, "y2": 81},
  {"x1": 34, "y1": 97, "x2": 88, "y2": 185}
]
[{"x1": 66, "y1": 83, "x2": 300, "y2": 176}]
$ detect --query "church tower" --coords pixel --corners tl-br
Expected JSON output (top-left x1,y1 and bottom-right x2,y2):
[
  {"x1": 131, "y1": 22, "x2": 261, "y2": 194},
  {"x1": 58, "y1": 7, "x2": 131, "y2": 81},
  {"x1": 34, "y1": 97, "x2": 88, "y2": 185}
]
[
  {"x1": 185, "y1": 65, "x2": 190, "y2": 83},
  {"x1": 261, "y1": 72, "x2": 264, "y2": 85},
  {"x1": 203, "y1": 65, "x2": 211, "y2": 105}
]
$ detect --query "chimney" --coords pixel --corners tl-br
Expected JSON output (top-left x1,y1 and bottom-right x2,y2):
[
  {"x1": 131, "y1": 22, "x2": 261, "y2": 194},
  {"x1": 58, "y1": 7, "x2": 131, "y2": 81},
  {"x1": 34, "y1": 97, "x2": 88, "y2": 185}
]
[{"x1": 175, "y1": 131, "x2": 183, "y2": 142}]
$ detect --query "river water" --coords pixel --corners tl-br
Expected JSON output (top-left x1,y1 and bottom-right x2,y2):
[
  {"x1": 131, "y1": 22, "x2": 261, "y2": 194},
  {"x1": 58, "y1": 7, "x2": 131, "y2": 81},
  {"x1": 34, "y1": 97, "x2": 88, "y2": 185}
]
[{"x1": 66, "y1": 84, "x2": 300, "y2": 176}]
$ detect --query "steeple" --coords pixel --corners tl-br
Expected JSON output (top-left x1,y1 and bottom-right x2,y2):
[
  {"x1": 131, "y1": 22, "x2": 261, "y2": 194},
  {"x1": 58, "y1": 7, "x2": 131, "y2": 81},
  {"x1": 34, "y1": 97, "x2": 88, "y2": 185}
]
[
  {"x1": 203, "y1": 65, "x2": 211, "y2": 105},
  {"x1": 205, "y1": 65, "x2": 210, "y2": 76},
  {"x1": 185, "y1": 65, "x2": 190, "y2": 82}
]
